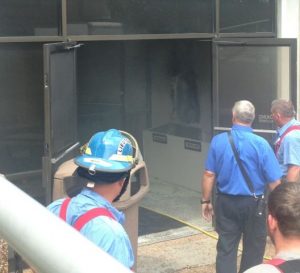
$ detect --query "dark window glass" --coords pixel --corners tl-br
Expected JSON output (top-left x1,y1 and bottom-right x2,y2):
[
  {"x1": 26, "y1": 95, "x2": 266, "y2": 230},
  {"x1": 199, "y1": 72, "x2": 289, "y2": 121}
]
[
  {"x1": 77, "y1": 42, "x2": 125, "y2": 140},
  {"x1": 0, "y1": 44, "x2": 44, "y2": 174},
  {"x1": 67, "y1": 0, "x2": 213, "y2": 35},
  {"x1": 216, "y1": 45, "x2": 290, "y2": 130},
  {"x1": 0, "y1": 0, "x2": 60, "y2": 36},
  {"x1": 46, "y1": 48, "x2": 77, "y2": 157},
  {"x1": 220, "y1": 0, "x2": 275, "y2": 33}
]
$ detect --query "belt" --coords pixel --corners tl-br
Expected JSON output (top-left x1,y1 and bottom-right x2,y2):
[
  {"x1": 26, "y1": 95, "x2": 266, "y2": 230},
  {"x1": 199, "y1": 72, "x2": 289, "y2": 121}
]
[{"x1": 217, "y1": 191, "x2": 264, "y2": 198}]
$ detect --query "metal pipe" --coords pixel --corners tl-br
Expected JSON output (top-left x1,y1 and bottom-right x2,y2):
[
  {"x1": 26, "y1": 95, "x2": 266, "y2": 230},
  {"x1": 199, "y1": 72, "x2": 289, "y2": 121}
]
[{"x1": 0, "y1": 175, "x2": 131, "y2": 273}]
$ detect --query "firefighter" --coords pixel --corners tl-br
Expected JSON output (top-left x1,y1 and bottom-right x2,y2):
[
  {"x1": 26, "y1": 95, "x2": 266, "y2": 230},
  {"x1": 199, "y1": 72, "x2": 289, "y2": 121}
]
[{"x1": 48, "y1": 129, "x2": 135, "y2": 269}]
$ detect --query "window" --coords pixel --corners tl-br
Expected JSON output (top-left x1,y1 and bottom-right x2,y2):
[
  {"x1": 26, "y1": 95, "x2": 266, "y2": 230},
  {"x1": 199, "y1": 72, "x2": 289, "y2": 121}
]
[
  {"x1": 67, "y1": 0, "x2": 214, "y2": 35},
  {"x1": 220, "y1": 0, "x2": 275, "y2": 34},
  {"x1": 0, "y1": 0, "x2": 60, "y2": 36}
]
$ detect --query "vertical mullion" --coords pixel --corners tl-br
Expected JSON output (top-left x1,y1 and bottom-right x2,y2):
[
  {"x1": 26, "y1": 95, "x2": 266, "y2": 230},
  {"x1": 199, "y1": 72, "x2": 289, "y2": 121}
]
[
  {"x1": 215, "y1": 0, "x2": 220, "y2": 37},
  {"x1": 61, "y1": 0, "x2": 67, "y2": 39}
]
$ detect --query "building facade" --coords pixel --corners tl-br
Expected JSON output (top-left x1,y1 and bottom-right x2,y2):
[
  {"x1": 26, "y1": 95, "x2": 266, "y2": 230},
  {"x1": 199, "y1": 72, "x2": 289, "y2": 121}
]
[{"x1": 0, "y1": 0, "x2": 298, "y2": 203}]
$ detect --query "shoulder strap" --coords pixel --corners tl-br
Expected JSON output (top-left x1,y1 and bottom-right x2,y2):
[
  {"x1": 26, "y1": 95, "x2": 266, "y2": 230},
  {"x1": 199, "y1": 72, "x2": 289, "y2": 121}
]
[
  {"x1": 59, "y1": 197, "x2": 116, "y2": 231},
  {"x1": 276, "y1": 259, "x2": 300, "y2": 273},
  {"x1": 59, "y1": 197, "x2": 71, "y2": 221},
  {"x1": 267, "y1": 258, "x2": 300, "y2": 273},
  {"x1": 275, "y1": 125, "x2": 300, "y2": 155},
  {"x1": 267, "y1": 258, "x2": 285, "y2": 273},
  {"x1": 73, "y1": 207, "x2": 116, "y2": 231},
  {"x1": 227, "y1": 132, "x2": 255, "y2": 196}
]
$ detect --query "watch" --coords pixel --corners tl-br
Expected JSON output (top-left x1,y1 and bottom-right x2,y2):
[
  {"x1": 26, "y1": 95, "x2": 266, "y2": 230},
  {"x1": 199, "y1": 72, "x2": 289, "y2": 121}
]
[{"x1": 201, "y1": 199, "x2": 211, "y2": 204}]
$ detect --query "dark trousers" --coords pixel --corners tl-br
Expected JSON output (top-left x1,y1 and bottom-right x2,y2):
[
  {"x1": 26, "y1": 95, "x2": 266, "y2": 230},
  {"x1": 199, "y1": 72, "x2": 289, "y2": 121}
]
[{"x1": 215, "y1": 193, "x2": 267, "y2": 273}]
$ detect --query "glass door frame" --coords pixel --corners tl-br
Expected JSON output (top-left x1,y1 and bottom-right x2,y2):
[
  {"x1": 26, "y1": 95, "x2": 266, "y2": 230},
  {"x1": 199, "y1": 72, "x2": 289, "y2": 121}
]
[{"x1": 43, "y1": 41, "x2": 80, "y2": 204}]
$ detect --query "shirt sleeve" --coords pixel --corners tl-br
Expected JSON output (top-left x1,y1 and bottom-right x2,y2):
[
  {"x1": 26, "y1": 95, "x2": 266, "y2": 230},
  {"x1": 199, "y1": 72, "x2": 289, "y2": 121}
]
[
  {"x1": 262, "y1": 142, "x2": 283, "y2": 183},
  {"x1": 205, "y1": 137, "x2": 216, "y2": 173},
  {"x1": 282, "y1": 134, "x2": 300, "y2": 166}
]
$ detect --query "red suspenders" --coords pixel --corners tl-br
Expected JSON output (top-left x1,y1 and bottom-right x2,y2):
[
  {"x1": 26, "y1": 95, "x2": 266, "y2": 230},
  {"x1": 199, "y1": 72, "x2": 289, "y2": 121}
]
[
  {"x1": 59, "y1": 197, "x2": 71, "y2": 221},
  {"x1": 267, "y1": 258, "x2": 300, "y2": 273},
  {"x1": 267, "y1": 258, "x2": 286, "y2": 273},
  {"x1": 59, "y1": 198, "x2": 116, "y2": 231},
  {"x1": 274, "y1": 125, "x2": 300, "y2": 155}
]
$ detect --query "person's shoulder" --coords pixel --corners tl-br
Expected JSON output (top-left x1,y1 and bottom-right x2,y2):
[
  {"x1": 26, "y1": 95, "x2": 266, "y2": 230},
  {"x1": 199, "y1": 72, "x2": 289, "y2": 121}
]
[
  {"x1": 284, "y1": 122, "x2": 300, "y2": 136},
  {"x1": 87, "y1": 213, "x2": 126, "y2": 236},
  {"x1": 250, "y1": 132, "x2": 267, "y2": 141},
  {"x1": 47, "y1": 198, "x2": 64, "y2": 211},
  {"x1": 250, "y1": 133, "x2": 271, "y2": 147},
  {"x1": 243, "y1": 263, "x2": 281, "y2": 273},
  {"x1": 284, "y1": 128, "x2": 300, "y2": 141},
  {"x1": 211, "y1": 131, "x2": 227, "y2": 142}
]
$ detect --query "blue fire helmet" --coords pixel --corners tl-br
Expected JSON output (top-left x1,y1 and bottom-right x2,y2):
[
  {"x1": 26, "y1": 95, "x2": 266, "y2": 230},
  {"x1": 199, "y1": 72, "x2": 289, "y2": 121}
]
[{"x1": 74, "y1": 129, "x2": 134, "y2": 173}]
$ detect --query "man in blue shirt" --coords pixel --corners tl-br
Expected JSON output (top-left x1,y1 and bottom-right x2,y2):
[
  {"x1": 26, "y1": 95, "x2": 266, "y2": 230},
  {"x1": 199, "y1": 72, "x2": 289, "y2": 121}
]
[
  {"x1": 201, "y1": 100, "x2": 282, "y2": 273},
  {"x1": 271, "y1": 99, "x2": 300, "y2": 183},
  {"x1": 48, "y1": 129, "x2": 135, "y2": 269}
]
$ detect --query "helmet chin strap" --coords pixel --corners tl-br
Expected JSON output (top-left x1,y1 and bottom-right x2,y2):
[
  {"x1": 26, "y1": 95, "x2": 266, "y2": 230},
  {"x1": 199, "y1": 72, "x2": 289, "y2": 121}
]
[{"x1": 113, "y1": 172, "x2": 130, "y2": 202}]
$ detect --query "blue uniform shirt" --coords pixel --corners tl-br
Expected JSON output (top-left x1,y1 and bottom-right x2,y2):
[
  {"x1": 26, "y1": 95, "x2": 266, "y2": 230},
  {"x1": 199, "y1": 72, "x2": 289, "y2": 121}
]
[
  {"x1": 275, "y1": 118, "x2": 300, "y2": 175},
  {"x1": 47, "y1": 188, "x2": 134, "y2": 269},
  {"x1": 205, "y1": 124, "x2": 282, "y2": 195}
]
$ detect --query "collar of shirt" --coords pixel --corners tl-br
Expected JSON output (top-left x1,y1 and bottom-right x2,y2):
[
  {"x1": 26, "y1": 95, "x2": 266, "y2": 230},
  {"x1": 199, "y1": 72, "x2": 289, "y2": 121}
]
[
  {"x1": 275, "y1": 250, "x2": 300, "y2": 261},
  {"x1": 277, "y1": 118, "x2": 298, "y2": 137},
  {"x1": 232, "y1": 124, "x2": 253, "y2": 132},
  {"x1": 81, "y1": 188, "x2": 125, "y2": 224}
]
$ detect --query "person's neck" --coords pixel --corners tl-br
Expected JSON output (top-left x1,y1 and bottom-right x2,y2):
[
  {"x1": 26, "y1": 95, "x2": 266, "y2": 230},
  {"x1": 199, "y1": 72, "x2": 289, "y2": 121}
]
[
  {"x1": 278, "y1": 117, "x2": 293, "y2": 128},
  {"x1": 92, "y1": 185, "x2": 115, "y2": 203},
  {"x1": 233, "y1": 121, "x2": 251, "y2": 127},
  {"x1": 274, "y1": 236, "x2": 300, "y2": 255}
]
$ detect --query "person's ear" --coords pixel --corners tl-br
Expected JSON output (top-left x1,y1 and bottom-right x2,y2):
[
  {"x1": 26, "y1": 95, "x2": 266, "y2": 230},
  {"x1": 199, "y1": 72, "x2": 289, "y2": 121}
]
[
  {"x1": 268, "y1": 214, "x2": 278, "y2": 232},
  {"x1": 274, "y1": 112, "x2": 281, "y2": 121}
]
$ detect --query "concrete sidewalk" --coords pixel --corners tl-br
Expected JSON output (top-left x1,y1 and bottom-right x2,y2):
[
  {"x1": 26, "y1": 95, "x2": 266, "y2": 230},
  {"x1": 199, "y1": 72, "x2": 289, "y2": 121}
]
[
  {"x1": 137, "y1": 179, "x2": 217, "y2": 272},
  {"x1": 137, "y1": 229, "x2": 275, "y2": 273},
  {"x1": 136, "y1": 179, "x2": 275, "y2": 273},
  {"x1": 137, "y1": 231, "x2": 217, "y2": 273}
]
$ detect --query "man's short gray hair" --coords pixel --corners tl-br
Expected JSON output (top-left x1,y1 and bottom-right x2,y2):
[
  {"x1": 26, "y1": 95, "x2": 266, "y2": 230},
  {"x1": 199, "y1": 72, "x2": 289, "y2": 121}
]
[
  {"x1": 232, "y1": 100, "x2": 255, "y2": 124},
  {"x1": 271, "y1": 99, "x2": 295, "y2": 118}
]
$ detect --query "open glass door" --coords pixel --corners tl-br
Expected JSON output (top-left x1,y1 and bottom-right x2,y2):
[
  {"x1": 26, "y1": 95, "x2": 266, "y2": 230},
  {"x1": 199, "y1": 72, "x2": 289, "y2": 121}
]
[
  {"x1": 43, "y1": 42, "x2": 81, "y2": 204},
  {"x1": 213, "y1": 38, "x2": 297, "y2": 141}
]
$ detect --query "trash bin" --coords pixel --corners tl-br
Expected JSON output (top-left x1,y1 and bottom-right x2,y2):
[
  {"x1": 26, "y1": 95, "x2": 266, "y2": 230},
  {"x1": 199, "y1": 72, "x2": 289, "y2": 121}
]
[{"x1": 52, "y1": 131, "x2": 150, "y2": 271}]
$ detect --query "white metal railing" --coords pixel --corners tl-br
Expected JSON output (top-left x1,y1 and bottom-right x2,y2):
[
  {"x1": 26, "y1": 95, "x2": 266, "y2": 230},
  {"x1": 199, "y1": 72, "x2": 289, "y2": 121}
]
[{"x1": 0, "y1": 175, "x2": 131, "y2": 273}]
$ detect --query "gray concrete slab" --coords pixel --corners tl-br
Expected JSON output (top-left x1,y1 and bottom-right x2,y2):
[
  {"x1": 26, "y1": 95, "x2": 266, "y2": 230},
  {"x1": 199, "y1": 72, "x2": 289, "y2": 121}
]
[
  {"x1": 137, "y1": 233, "x2": 217, "y2": 273},
  {"x1": 140, "y1": 179, "x2": 211, "y2": 228},
  {"x1": 137, "y1": 179, "x2": 217, "y2": 273}
]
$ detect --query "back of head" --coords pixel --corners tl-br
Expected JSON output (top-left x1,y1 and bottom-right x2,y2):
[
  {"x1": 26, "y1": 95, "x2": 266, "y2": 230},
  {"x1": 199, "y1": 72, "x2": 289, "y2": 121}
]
[
  {"x1": 74, "y1": 129, "x2": 134, "y2": 184},
  {"x1": 268, "y1": 182, "x2": 300, "y2": 237},
  {"x1": 232, "y1": 100, "x2": 255, "y2": 124},
  {"x1": 271, "y1": 99, "x2": 295, "y2": 118}
]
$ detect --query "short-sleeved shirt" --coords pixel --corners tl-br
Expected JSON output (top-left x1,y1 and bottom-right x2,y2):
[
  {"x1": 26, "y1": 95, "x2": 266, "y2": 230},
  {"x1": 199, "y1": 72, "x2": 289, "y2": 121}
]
[
  {"x1": 205, "y1": 124, "x2": 282, "y2": 196},
  {"x1": 275, "y1": 118, "x2": 300, "y2": 175},
  {"x1": 47, "y1": 188, "x2": 134, "y2": 269},
  {"x1": 243, "y1": 251, "x2": 300, "y2": 273}
]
